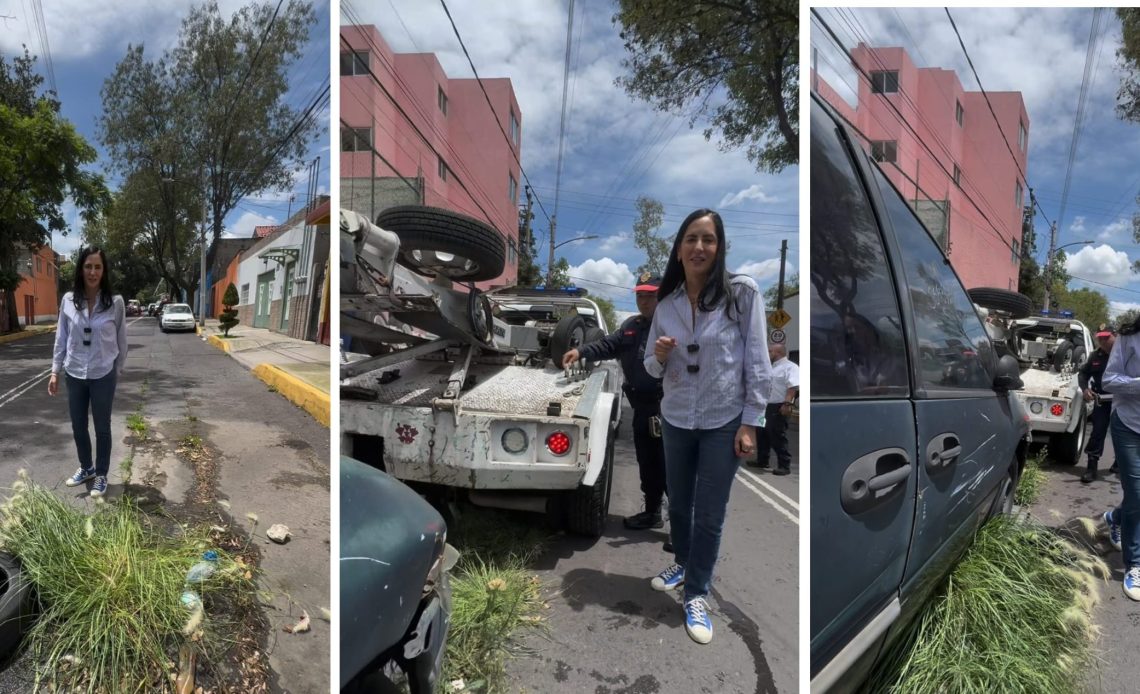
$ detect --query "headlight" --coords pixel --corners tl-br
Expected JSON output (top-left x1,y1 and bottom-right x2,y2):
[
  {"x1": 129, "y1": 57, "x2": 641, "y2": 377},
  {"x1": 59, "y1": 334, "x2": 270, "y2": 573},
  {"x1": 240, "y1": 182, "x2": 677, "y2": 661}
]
[{"x1": 501, "y1": 427, "x2": 528, "y2": 454}]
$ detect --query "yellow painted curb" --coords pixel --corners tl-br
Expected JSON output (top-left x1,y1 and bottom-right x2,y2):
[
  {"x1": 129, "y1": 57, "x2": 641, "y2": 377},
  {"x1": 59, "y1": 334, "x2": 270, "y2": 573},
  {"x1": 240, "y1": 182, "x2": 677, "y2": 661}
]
[
  {"x1": 252, "y1": 363, "x2": 330, "y2": 428},
  {"x1": 0, "y1": 327, "x2": 56, "y2": 345},
  {"x1": 206, "y1": 334, "x2": 233, "y2": 353}
]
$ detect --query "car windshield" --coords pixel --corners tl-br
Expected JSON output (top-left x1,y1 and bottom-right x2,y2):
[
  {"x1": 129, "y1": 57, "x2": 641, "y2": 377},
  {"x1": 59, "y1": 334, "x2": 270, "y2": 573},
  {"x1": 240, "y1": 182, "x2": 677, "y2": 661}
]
[{"x1": 167, "y1": 305, "x2": 192, "y2": 315}]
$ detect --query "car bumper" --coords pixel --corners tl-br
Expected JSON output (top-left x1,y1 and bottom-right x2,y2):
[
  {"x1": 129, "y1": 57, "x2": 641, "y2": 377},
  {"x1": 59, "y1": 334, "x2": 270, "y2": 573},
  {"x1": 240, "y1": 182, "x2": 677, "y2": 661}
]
[{"x1": 162, "y1": 321, "x2": 196, "y2": 331}]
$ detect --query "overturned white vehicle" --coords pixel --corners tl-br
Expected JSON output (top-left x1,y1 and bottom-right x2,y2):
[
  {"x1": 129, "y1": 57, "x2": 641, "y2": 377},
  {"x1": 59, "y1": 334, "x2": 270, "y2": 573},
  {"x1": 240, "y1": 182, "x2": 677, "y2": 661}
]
[{"x1": 970, "y1": 288, "x2": 1093, "y2": 465}]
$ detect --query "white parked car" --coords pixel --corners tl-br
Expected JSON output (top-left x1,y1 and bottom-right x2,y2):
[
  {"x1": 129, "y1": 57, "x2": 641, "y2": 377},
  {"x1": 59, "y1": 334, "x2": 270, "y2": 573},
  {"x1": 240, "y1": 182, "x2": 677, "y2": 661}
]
[{"x1": 159, "y1": 303, "x2": 196, "y2": 333}]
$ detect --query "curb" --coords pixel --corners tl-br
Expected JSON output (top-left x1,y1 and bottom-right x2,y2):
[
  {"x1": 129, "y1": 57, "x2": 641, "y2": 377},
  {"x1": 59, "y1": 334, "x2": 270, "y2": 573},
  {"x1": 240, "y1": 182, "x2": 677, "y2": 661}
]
[
  {"x1": 0, "y1": 327, "x2": 56, "y2": 345},
  {"x1": 251, "y1": 363, "x2": 330, "y2": 428},
  {"x1": 205, "y1": 334, "x2": 233, "y2": 353}
]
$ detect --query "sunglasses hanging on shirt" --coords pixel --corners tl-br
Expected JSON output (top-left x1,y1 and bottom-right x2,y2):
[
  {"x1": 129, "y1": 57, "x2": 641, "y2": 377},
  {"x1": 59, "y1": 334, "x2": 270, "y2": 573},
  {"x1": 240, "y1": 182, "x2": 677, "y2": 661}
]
[
  {"x1": 686, "y1": 344, "x2": 699, "y2": 372},
  {"x1": 82, "y1": 327, "x2": 91, "y2": 347}
]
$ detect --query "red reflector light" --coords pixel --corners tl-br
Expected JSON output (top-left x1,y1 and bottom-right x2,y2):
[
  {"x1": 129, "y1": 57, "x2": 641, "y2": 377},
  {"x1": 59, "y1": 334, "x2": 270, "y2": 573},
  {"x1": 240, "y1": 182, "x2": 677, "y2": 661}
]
[
  {"x1": 1050, "y1": 404, "x2": 1064, "y2": 416},
  {"x1": 546, "y1": 431, "x2": 571, "y2": 456}
]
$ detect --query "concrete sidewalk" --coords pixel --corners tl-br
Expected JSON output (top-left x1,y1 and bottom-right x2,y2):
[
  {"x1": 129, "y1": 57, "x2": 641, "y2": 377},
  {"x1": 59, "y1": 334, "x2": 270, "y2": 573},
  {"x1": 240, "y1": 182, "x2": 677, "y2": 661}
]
[
  {"x1": 0, "y1": 323, "x2": 56, "y2": 345},
  {"x1": 198, "y1": 319, "x2": 331, "y2": 426}
]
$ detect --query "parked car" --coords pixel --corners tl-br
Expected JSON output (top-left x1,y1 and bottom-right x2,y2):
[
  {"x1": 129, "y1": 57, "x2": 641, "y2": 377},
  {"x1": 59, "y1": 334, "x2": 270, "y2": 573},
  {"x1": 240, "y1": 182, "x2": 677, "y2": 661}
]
[
  {"x1": 159, "y1": 303, "x2": 196, "y2": 333},
  {"x1": 126, "y1": 300, "x2": 142, "y2": 317},
  {"x1": 147, "y1": 303, "x2": 158, "y2": 316},
  {"x1": 809, "y1": 92, "x2": 1028, "y2": 693},
  {"x1": 341, "y1": 456, "x2": 456, "y2": 694}
]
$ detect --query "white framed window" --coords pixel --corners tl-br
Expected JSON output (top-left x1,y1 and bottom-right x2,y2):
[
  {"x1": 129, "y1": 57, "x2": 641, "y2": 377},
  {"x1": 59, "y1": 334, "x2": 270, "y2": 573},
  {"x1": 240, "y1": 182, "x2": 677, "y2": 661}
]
[
  {"x1": 955, "y1": 100, "x2": 964, "y2": 126},
  {"x1": 870, "y1": 70, "x2": 899, "y2": 94},
  {"x1": 953, "y1": 164, "x2": 961, "y2": 188},
  {"x1": 340, "y1": 51, "x2": 369, "y2": 76},
  {"x1": 509, "y1": 110, "x2": 520, "y2": 146},
  {"x1": 438, "y1": 86, "x2": 448, "y2": 115},
  {"x1": 1011, "y1": 238, "x2": 1020, "y2": 264},
  {"x1": 509, "y1": 173, "x2": 518, "y2": 203},
  {"x1": 341, "y1": 126, "x2": 371, "y2": 153},
  {"x1": 240, "y1": 284, "x2": 250, "y2": 304},
  {"x1": 870, "y1": 140, "x2": 897, "y2": 163},
  {"x1": 438, "y1": 156, "x2": 448, "y2": 181},
  {"x1": 1018, "y1": 121, "x2": 1027, "y2": 152},
  {"x1": 1015, "y1": 180, "x2": 1023, "y2": 211}
]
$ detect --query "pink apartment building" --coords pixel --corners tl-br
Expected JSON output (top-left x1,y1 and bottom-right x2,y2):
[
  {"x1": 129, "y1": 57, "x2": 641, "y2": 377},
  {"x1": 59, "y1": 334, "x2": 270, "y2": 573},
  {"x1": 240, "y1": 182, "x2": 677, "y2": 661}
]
[
  {"x1": 341, "y1": 25, "x2": 522, "y2": 287},
  {"x1": 816, "y1": 44, "x2": 1030, "y2": 290}
]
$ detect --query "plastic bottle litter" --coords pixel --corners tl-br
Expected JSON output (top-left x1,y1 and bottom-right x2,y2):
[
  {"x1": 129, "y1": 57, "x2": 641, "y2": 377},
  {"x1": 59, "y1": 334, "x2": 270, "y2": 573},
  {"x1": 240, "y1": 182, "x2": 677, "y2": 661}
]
[
  {"x1": 180, "y1": 590, "x2": 202, "y2": 610},
  {"x1": 185, "y1": 550, "x2": 219, "y2": 584}
]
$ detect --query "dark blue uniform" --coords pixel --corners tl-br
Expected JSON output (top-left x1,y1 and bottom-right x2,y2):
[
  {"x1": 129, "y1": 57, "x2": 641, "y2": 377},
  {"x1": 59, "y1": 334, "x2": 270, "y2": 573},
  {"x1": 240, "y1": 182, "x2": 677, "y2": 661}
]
[
  {"x1": 579, "y1": 314, "x2": 667, "y2": 511},
  {"x1": 1079, "y1": 346, "x2": 1113, "y2": 479}
]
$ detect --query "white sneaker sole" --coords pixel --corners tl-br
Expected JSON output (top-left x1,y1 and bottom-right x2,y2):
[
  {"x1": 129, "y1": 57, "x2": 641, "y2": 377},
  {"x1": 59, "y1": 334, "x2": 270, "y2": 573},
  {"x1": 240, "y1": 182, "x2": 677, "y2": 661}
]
[
  {"x1": 65, "y1": 477, "x2": 93, "y2": 488},
  {"x1": 651, "y1": 578, "x2": 684, "y2": 591},
  {"x1": 685, "y1": 623, "x2": 713, "y2": 644}
]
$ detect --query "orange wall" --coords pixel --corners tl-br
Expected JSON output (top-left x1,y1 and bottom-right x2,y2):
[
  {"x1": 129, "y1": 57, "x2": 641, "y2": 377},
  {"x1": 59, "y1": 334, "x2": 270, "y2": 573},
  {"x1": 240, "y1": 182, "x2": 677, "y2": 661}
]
[
  {"x1": 15, "y1": 246, "x2": 60, "y2": 325},
  {"x1": 212, "y1": 253, "x2": 242, "y2": 318}
]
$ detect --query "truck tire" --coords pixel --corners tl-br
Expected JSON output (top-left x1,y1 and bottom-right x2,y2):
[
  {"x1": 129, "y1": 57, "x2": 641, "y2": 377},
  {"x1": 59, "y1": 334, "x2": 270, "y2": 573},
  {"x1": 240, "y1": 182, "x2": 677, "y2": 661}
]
[
  {"x1": 551, "y1": 314, "x2": 588, "y2": 367},
  {"x1": 376, "y1": 206, "x2": 506, "y2": 282},
  {"x1": 1052, "y1": 406, "x2": 1087, "y2": 466},
  {"x1": 566, "y1": 427, "x2": 615, "y2": 537},
  {"x1": 968, "y1": 287, "x2": 1033, "y2": 319}
]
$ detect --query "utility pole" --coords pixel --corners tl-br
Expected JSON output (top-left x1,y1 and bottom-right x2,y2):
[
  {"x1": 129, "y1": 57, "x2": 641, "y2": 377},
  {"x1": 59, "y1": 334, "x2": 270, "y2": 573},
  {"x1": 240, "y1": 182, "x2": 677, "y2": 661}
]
[
  {"x1": 519, "y1": 186, "x2": 535, "y2": 286},
  {"x1": 776, "y1": 239, "x2": 788, "y2": 310},
  {"x1": 1043, "y1": 221, "x2": 1057, "y2": 313},
  {"x1": 199, "y1": 167, "x2": 208, "y2": 328},
  {"x1": 547, "y1": 215, "x2": 558, "y2": 287}
]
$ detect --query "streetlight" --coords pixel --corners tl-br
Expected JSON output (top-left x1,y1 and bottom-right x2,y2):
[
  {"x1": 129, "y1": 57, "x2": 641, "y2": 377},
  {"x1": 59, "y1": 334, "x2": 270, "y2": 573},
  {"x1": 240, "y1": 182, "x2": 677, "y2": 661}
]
[
  {"x1": 546, "y1": 234, "x2": 600, "y2": 285},
  {"x1": 1043, "y1": 239, "x2": 1093, "y2": 312}
]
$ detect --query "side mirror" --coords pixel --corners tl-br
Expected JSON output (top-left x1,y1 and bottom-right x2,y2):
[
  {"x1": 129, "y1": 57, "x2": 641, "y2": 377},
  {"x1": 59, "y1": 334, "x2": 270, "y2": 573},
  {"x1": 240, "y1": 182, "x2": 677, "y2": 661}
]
[{"x1": 993, "y1": 354, "x2": 1022, "y2": 392}]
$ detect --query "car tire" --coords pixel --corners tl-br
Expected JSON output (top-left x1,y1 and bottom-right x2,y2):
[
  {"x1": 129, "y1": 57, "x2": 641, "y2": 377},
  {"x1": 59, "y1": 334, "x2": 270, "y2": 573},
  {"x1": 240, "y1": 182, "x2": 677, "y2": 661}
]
[
  {"x1": 375, "y1": 206, "x2": 506, "y2": 282},
  {"x1": 565, "y1": 426, "x2": 615, "y2": 537},
  {"x1": 968, "y1": 287, "x2": 1033, "y2": 319},
  {"x1": 1052, "y1": 405, "x2": 1087, "y2": 465},
  {"x1": 988, "y1": 458, "x2": 1020, "y2": 519},
  {"x1": 550, "y1": 313, "x2": 588, "y2": 368},
  {"x1": 0, "y1": 553, "x2": 35, "y2": 661}
]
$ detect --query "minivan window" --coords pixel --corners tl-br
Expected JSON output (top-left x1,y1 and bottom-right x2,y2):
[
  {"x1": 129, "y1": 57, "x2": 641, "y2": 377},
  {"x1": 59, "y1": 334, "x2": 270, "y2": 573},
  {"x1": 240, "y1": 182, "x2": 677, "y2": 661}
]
[
  {"x1": 810, "y1": 107, "x2": 909, "y2": 399},
  {"x1": 874, "y1": 166, "x2": 995, "y2": 390}
]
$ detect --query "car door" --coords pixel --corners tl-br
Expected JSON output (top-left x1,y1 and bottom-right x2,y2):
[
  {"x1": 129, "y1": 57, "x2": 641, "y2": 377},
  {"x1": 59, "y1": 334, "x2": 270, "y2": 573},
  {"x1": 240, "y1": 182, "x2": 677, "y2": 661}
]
[
  {"x1": 870, "y1": 165, "x2": 1019, "y2": 597},
  {"x1": 810, "y1": 96, "x2": 918, "y2": 691}
]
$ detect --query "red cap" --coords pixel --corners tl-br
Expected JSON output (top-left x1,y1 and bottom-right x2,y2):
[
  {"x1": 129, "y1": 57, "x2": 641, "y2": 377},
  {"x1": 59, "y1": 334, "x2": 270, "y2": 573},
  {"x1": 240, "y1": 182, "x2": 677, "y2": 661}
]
[
  {"x1": 634, "y1": 273, "x2": 661, "y2": 292},
  {"x1": 1096, "y1": 330, "x2": 1113, "y2": 338}
]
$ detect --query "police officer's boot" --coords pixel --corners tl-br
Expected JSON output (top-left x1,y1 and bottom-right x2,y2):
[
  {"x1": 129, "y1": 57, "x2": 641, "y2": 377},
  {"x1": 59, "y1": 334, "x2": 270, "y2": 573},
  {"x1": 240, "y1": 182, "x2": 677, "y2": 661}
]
[{"x1": 624, "y1": 498, "x2": 664, "y2": 530}]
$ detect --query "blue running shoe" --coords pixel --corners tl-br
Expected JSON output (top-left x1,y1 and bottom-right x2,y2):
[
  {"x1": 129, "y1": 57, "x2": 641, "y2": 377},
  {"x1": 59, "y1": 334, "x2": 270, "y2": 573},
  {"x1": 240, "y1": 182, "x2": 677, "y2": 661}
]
[
  {"x1": 65, "y1": 468, "x2": 94, "y2": 487},
  {"x1": 683, "y1": 597, "x2": 713, "y2": 644},
  {"x1": 90, "y1": 476, "x2": 108, "y2": 498},
  {"x1": 651, "y1": 563, "x2": 685, "y2": 591},
  {"x1": 1104, "y1": 510, "x2": 1122, "y2": 552},
  {"x1": 1125, "y1": 567, "x2": 1140, "y2": 602}
]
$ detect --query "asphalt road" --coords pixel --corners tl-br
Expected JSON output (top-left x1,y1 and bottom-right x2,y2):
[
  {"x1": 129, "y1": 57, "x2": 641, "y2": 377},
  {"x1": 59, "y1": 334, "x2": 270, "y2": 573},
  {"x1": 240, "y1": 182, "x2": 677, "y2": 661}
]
[
  {"x1": 504, "y1": 410, "x2": 800, "y2": 694},
  {"x1": 1032, "y1": 432, "x2": 1137, "y2": 694},
  {"x1": 0, "y1": 318, "x2": 330, "y2": 693}
]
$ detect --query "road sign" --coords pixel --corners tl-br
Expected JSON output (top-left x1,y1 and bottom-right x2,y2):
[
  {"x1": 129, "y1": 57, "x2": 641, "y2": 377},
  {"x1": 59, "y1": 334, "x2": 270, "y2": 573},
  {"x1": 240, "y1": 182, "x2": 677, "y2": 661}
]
[
  {"x1": 770, "y1": 329, "x2": 786, "y2": 344},
  {"x1": 769, "y1": 308, "x2": 791, "y2": 329}
]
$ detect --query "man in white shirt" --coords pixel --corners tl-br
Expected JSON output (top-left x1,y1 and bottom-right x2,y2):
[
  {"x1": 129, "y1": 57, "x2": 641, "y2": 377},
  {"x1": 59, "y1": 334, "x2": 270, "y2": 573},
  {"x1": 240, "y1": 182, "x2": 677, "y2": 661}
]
[{"x1": 751, "y1": 343, "x2": 798, "y2": 475}]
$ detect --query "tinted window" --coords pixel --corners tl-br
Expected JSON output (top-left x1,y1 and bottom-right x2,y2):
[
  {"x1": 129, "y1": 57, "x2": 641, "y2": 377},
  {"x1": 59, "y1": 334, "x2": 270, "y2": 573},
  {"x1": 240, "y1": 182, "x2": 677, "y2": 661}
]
[
  {"x1": 810, "y1": 105, "x2": 909, "y2": 399},
  {"x1": 874, "y1": 166, "x2": 995, "y2": 390}
]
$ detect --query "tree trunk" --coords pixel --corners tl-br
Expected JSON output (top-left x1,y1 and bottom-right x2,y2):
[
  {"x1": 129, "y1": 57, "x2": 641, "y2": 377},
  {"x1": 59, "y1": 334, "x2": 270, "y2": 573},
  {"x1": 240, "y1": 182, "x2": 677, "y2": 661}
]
[{"x1": 2, "y1": 288, "x2": 20, "y2": 334}]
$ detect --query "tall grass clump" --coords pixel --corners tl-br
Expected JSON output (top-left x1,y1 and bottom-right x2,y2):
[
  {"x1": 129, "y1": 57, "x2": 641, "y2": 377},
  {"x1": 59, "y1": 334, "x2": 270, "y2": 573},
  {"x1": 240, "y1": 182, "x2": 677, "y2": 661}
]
[
  {"x1": 864, "y1": 515, "x2": 1109, "y2": 694},
  {"x1": 0, "y1": 477, "x2": 253, "y2": 692},
  {"x1": 1016, "y1": 447, "x2": 1047, "y2": 507}
]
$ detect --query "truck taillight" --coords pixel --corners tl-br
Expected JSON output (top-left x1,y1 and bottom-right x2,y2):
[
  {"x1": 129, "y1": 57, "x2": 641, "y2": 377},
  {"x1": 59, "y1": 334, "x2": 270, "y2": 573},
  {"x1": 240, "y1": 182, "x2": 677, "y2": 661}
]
[
  {"x1": 546, "y1": 431, "x2": 572, "y2": 456},
  {"x1": 1051, "y1": 404, "x2": 1064, "y2": 417}
]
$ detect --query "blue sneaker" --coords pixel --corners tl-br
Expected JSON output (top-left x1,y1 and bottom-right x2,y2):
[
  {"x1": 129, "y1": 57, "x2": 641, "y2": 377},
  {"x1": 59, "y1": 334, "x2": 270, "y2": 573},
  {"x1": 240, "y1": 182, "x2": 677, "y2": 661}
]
[
  {"x1": 651, "y1": 563, "x2": 685, "y2": 591},
  {"x1": 1104, "y1": 510, "x2": 1122, "y2": 552},
  {"x1": 65, "y1": 468, "x2": 94, "y2": 487},
  {"x1": 90, "y1": 476, "x2": 108, "y2": 498},
  {"x1": 1124, "y1": 567, "x2": 1140, "y2": 602},
  {"x1": 683, "y1": 597, "x2": 713, "y2": 644}
]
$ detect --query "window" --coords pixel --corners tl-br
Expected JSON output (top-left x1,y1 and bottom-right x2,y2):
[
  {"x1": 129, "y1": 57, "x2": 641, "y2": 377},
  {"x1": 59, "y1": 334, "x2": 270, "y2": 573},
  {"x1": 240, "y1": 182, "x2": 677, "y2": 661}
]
[
  {"x1": 437, "y1": 86, "x2": 448, "y2": 115},
  {"x1": 35, "y1": 257, "x2": 41, "y2": 274},
  {"x1": 340, "y1": 51, "x2": 369, "y2": 76},
  {"x1": 955, "y1": 100, "x2": 964, "y2": 127},
  {"x1": 870, "y1": 70, "x2": 899, "y2": 94},
  {"x1": 870, "y1": 140, "x2": 897, "y2": 164},
  {"x1": 1015, "y1": 180, "x2": 1023, "y2": 211},
  {"x1": 508, "y1": 237, "x2": 517, "y2": 266},
  {"x1": 810, "y1": 102, "x2": 908, "y2": 399},
  {"x1": 509, "y1": 173, "x2": 518, "y2": 204},
  {"x1": 240, "y1": 284, "x2": 250, "y2": 304},
  {"x1": 953, "y1": 164, "x2": 961, "y2": 188},
  {"x1": 341, "y1": 126, "x2": 371, "y2": 153},
  {"x1": 1011, "y1": 238, "x2": 1020, "y2": 264},
  {"x1": 438, "y1": 157, "x2": 448, "y2": 181},
  {"x1": 509, "y1": 110, "x2": 520, "y2": 146},
  {"x1": 1018, "y1": 120, "x2": 1027, "y2": 152},
  {"x1": 879, "y1": 165, "x2": 995, "y2": 390}
]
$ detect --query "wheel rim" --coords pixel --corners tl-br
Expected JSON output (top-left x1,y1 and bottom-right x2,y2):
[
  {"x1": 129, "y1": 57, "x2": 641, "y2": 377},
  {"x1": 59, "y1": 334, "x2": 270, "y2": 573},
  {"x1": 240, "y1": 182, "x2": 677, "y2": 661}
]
[{"x1": 408, "y1": 249, "x2": 481, "y2": 278}]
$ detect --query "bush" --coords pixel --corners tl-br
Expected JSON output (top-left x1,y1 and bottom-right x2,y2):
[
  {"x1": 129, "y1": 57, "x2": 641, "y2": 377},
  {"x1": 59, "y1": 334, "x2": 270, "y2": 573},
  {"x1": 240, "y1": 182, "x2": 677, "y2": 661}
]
[{"x1": 219, "y1": 282, "x2": 239, "y2": 337}]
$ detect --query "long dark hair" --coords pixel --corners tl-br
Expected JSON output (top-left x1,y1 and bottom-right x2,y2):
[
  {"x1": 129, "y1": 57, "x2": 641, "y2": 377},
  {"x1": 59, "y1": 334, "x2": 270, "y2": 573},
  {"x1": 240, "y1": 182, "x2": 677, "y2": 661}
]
[
  {"x1": 71, "y1": 246, "x2": 114, "y2": 311},
  {"x1": 657, "y1": 208, "x2": 736, "y2": 316}
]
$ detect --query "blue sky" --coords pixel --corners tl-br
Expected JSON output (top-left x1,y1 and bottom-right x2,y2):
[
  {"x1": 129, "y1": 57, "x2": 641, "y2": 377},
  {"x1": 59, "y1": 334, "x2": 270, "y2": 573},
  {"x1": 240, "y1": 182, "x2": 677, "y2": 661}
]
[
  {"x1": 343, "y1": 0, "x2": 799, "y2": 315},
  {"x1": 0, "y1": 0, "x2": 330, "y2": 259},
  {"x1": 811, "y1": 7, "x2": 1140, "y2": 318}
]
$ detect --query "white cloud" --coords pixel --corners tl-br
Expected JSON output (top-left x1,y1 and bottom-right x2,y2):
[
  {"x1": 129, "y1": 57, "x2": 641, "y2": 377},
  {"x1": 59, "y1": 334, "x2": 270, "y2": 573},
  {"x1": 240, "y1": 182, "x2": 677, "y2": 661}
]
[
  {"x1": 1065, "y1": 244, "x2": 1133, "y2": 287},
  {"x1": 1099, "y1": 218, "x2": 1131, "y2": 242},
  {"x1": 227, "y1": 211, "x2": 278, "y2": 239},
  {"x1": 598, "y1": 233, "x2": 630, "y2": 253},
  {"x1": 567, "y1": 257, "x2": 635, "y2": 301},
  {"x1": 734, "y1": 259, "x2": 782, "y2": 284},
  {"x1": 1110, "y1": 301, "x2": 1140, "y2": 319},
  {"x1": 719, "y1": 184, "x2": 779, "y2": 208},
  {"x1": 1069, "y1": 216, "x2": 1086, "y2": 234}
]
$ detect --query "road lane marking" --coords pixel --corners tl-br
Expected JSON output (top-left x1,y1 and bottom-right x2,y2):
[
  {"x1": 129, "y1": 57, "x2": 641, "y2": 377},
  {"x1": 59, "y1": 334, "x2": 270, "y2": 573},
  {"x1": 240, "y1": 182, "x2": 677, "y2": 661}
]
[
  {"x1": 735, "y1": 473, "x2": 799, "y2": 525},
  {"x1": 736, "y1": 467, "x2": 800, "y2": 511},
  {"x1": 0, "y1": 369, "x2": 51, "y2": 410}
]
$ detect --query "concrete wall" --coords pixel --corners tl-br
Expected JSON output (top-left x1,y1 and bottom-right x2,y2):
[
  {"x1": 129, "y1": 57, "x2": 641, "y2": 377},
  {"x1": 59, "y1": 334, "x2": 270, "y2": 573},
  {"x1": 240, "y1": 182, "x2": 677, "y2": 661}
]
[{"x1": 15, "y1": 246, "x2": 60, "y2": 325}]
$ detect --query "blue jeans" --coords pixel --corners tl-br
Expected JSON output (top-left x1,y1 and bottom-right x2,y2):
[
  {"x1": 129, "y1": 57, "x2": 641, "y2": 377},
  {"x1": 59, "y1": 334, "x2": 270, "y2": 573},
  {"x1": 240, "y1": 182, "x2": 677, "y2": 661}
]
[
  {"x1": 1109, "y1": 412, "x2": 1140, "y2": 568},
  {"x1": 65, "y1": 371, "x2": 117, "y2": 477},
  {"x1": 662, "y1": 414, "x2": 741, "y2": 600}
]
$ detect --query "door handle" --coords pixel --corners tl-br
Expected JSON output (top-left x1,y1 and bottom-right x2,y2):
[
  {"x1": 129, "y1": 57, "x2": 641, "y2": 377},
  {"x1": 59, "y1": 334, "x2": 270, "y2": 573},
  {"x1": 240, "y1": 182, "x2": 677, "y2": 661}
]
[
  {"x1": 927, "y1": 433, "x2": 962, "y2": 472},
  {"x1": 841, "y1": 447, "x2": 912, "y2": 515}
]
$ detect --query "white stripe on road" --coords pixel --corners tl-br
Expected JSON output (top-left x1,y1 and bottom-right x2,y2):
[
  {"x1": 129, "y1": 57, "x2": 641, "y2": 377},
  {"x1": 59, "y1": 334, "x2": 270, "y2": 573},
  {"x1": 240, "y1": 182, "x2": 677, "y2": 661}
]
[
  {"x1": 734, "y1": 473, "x2": 799, "y2": 525},
  {"x1": 736, "y1": 467, "x2": 800, "y2": 511},
  {"x1": 0, "y1": 369, "x2": 51, "y2": 410}
]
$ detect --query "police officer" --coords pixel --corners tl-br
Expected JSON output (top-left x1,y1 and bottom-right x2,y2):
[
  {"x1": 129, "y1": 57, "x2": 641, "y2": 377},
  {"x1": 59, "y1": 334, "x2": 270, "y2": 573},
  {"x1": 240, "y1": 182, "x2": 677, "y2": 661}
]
[
  {"x1": 563, "y1": 274, "x2": 667, "y2": 533},
  {"x1": 1080, "y1": 326, "x2": 1117, "y2": 483}
]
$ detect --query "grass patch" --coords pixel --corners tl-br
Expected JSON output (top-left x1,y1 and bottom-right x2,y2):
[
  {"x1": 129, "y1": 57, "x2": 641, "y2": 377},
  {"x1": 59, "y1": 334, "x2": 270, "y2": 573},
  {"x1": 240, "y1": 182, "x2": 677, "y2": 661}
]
[
  {"x1": 863, "y1": 515, "x2": 1107, "y2": 694},
  {"x1": 1016, "y1": 447, "x2": 1047, "y2": 507},
  {"x1": 441, "y1": 507, "x2": 550, "y2": 693},
  {"x1": 0, "y1": 475, "x2": 258, "y2": 692},
  {"x1": 126, "y1": 411, "x2": 148, "y2": 439},
  {"x1": 181, "y1": 435, "x2": 203, "y2": 449},
  {"x1": 119, "y1": 453, "x2": 134, "y2": 486}
]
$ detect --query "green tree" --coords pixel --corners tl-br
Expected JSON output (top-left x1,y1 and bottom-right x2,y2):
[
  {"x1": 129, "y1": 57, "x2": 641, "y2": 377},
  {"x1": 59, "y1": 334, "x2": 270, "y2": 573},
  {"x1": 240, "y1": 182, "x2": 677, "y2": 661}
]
[
  {"x1": 219, "y1": 282, "x2": 240, "y2": 336},
  {"x1": 547, "y1": 258, "x2": 571, "y2": 289},
  {"x1": 1053, "y1": 286, "x2": 1109, "y2": 328},
  {"x1": 516, "y1": 192, "x2": 543, "y2": 287},
  {"x1": 1115, "y1": 9, "x2": 1140, "y2": 259},
  {"x1": 614, "y1": 0, "x2": 798, "y2": 172},
  {"x1": 763, "y1": 271, "x2": 799, "y2": 308},
  {"x1": 632, "y1": 196, "x2": 669, "y2": 277},
  {"x1": 1117, "y1": 308, "x2": 1140, "y2": 330},
  {"x1": 591, "y1": 295, "x2": 619, "y2": 332},
  {"x1": 0, "y1": 49, "x2": 109, "y2": 333},
  {"x1": 98, "y1": 0, "x2": 319, "y2": 297}
]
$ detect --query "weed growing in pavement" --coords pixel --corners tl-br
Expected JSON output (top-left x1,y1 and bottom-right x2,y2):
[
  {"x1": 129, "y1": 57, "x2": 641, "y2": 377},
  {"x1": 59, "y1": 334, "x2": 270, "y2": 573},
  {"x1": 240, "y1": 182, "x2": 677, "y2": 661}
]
[
  {"x1": 126, "y1": 411, "x2": 147, "y2": 439},
  {"x1": 119, "y1": 453, "x2": 134, "y2": 486},
  {"x1": 863, "y1": 515, "x2": 1108, "y2": 694},
  {"x1": 0, "y1": 475, "x2": 256, "y2": 692},
  {"x1": 266, "y1": 384, "x2": 278, "y2": 393},
  {"x1": 1016, "y1": 447, "x2": 1047, "y2": 507},
  {"x1": 181, "y1": 435, "x2": 204, "y2": 449}
]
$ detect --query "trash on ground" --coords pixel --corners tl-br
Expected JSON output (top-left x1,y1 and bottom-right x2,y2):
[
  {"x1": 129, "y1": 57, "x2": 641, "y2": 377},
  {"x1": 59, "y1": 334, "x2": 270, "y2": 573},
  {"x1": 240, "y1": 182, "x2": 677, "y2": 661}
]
[
  {"x1": 266, "y1": 524, "x2": 291, "y2": 544},
  {"x1": 283, "y1": 610, "x2": 310, "y2": 634}
]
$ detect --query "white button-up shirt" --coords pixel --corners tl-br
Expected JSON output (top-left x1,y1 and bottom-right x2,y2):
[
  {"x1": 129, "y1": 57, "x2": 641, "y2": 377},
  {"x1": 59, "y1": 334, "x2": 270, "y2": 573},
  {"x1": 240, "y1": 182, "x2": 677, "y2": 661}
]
[
  {"x1": 769, "y1": 357, "x2": 800, "y2": 404},
  {"x1": 644, "y1": 276, "x2": 772, "y2": 429},
  {"x1": 52, "y1": 292, "x2": 128, "y2": 380}
]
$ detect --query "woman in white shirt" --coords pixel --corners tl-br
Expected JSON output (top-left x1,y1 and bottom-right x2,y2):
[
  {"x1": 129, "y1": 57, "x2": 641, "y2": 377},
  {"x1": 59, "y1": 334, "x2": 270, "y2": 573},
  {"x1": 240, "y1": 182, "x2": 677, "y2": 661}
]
[
  {"x1": 48, "y1": 247, "x2": 128, "y2": 498},
  {"x1": 643, "y1": 209, "x2": 771, "y2": 644}
]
